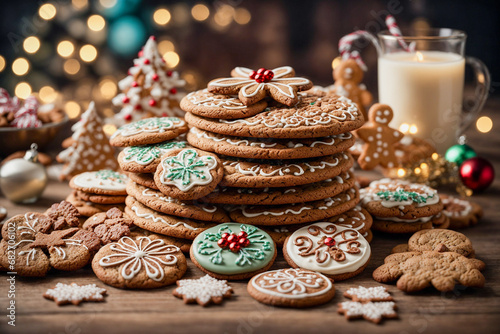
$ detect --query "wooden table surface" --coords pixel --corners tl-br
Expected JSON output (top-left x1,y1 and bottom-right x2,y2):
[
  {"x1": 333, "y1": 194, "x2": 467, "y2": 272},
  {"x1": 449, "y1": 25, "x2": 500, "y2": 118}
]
[{"x1": 1, "y1": 98, "x2": 499, "y2": 334}]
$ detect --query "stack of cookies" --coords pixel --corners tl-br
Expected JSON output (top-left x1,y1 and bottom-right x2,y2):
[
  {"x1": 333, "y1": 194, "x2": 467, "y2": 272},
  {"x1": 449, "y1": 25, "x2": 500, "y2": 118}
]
[
  {"x1": 178, "y1": 66, "x2": 371, "y2": 246},
  {"x1": 110, "y1": 117, "x2": 231, "y2": 250}
]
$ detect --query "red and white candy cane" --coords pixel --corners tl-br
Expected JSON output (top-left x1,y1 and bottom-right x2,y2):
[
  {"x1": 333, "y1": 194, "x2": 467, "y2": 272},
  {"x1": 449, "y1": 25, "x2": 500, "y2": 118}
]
[
  {"x1": 338, "y1": 30, "x2": 375, "y2": 71},
  {"x1": 385, "y1": 15, "x2": 414, "y2": 52}
]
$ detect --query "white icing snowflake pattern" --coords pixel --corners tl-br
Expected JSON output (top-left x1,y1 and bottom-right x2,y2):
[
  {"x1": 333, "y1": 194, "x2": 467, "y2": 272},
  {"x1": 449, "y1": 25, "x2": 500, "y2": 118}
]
[
  {"x1": 338, "y1": 301, "x2": 397, "y2": 323},
  {"x1": 344, "y1": 286, "x2": 393, "y2": 302},
  {"x1": 99, "y1": 236, "x2": 180, "y2": 282},
  {"x1": 44, "y1": 283, "x2": 107, "y2": 305},
  {"x1": 186, "y1": 90, "x2": 247, "y2": 110},
  {"x1": 174, "y1": 275, "x2": 233, "y2": 306}
]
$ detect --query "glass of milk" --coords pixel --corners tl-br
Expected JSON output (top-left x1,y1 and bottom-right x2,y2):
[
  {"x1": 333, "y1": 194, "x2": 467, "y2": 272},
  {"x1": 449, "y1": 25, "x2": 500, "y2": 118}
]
[{"x1": 377, "y1": 28, "x2": 490, "y2": 153}]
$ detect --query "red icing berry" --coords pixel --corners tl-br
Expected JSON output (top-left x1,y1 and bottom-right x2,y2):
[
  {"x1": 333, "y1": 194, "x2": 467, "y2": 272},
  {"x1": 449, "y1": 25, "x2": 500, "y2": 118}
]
[
  {"x1": 227, "y1": 234, "x2": 238, "y2": 243},
  {"x1": 217, "y1": 239, "x2": 229, "y2": 248},
  {"x1": 138, "y1": 50, "x2": 144, "y2": 57},
  {"x1": 161, "y1": 112, "x2": 168, "y2": 117},
  {"x1": 148, "y1": 99, "x2": 156, "y2": 106},
  {"x1": 169, "y1": 88, "x2": 177, "y2": 94},
  {"x1": 263, "y1": 70, "x2": 274, "y2": 81},
  {"x1": 252, "y1": 68, "x2": 274, "y2": 83},
  {"x1": 229, "y1": 242, "x2": 240, "y2": 252},
  {"x1": 166, "y1": 71, "x2": 172, "y2": 77},
  {"x1": 238, "y1": 231, "x2": 248, "y2": 239},
  {"x1": 324, "y1": 237, "x2": 336, "y2": 247},
  {"x1": 249, "y1": 70, "x2": 257, "y2": 79},
  {"x1": 144, "y1": 59, "x2": 150, "y2": 65},
  {"x1": 152, "y1": 74, "x2": 159, "y2": 81},
  {"x1": 122, "y1": 96, "x2": 130, "y2": 104},
  {"x1": 150, "y1": 35, "x2": 156, "y2": 41},
  {"x1": 221, "y1": 233, "x2": 230, "y2": 240},
  {"x1": 134, "y1": 104, "x2": 142, "y2": 110},
  {"x1": 131, "y1": 81, "x2": 138, "y2": 87},
  {"x1": 124, "y1": 114, "x2": 132, "y2": 121},
  {"x1": 238, "y1": 238, "x2": 250, "y2": 247},
  {"x1": 257, "y1": 68, "x2": 266, "y2": 74}
]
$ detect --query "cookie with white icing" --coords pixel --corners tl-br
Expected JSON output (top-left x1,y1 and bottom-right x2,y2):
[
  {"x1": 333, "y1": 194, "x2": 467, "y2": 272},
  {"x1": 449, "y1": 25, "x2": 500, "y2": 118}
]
[
  {"x1": 129, "y1": 228, "x2": 192, "y2": 253},
  {"x1": 283, "y1": 222, "x2": 371, "y2": 280},
  {"x1": 126, "y1": 181, "x2": 229, "y2": 223},
  {"x1": 125, "y1": 196, "x2": 216, "y2": 240},
  {"x1": 187, "y1": 127, "x2": 355, "y2": 160},
  {"x1": 154, "y1": 148, "x2": 223, "y2": 200},
  {"x1": 185, "y1": 91, "x2": 364, "y2": 139},
  {"x1": 128, "y1": 172, "x2": 158, "y2": 190},
  {"x1": 247, "y1": 268, "x2": 335, "y2": 308},
  {"x1": 205, "y1": 171, "x2": 355, "y2": 205},
  {"x1": 220, "y1": 152, "x2": 353, "y2": 188},
  {"x1": 372, "y1": 212, "x2": 449, "y2": 234},
  {"x1": 92, "y1": 235, "x2": 187, "y2": 289},
  {"x1": 173, "y1": 274, "x2": 233, "y2": 306},
  {"x1": 110, "y1": 117, "x2": 188, "y2": 147},
  {"x1": 70, "y1": 170, "x2": 129, "y2": 196},
  {"x1": 440, "y1": 194, "x2": 483, "y2": 229},
  {"x1": 229, "y1": 187, "x2": 359, "y2": 226},
  {"x1": 190, "y1": 223, "x2": 277, "y2": 280},
  {"x1": 180, "y1": 89, "x2": 267, "y2": 119},
  {"x1": 118, "y1": 140, "x2": 189, "y2": 173}
]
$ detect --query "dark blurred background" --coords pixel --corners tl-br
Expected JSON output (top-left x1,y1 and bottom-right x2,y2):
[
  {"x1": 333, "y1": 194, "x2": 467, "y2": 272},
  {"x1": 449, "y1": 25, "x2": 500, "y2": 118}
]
[{"x1": 0, "y1": 0, "x2": 499, "y2": 119}]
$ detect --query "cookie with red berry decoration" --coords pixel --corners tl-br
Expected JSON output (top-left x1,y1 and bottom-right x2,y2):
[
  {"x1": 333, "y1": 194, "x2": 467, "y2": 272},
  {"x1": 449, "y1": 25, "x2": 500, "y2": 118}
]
[
  {"x1": 110, "y1": 117, "x2": 188, "y2": 147},
  {"x1": 208, "y1": 66, "x2": 312, "y2": 106},
  {"x1": 190, "y1": 223, "x2": 277, "y2": 280},
  {"x1": 180, "y1": 89, "x2": 267, "y2": 120},
  {"x1": 355, "y1": 103, "x2": 403, "y2": 170},
  {"x1": 154, "y1": 148, "x2": 223, "y2": 201}
]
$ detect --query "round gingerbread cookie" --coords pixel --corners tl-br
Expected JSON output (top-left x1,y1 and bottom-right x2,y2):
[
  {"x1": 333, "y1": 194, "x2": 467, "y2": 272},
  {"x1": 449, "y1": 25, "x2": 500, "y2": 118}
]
[
  {"x1": 70, "y1": 170, "x2": 129, "y2": 196},
  {"x1": 440, "y1": 194, "x2": 483, "y2": 229},
  {"x1": 364, "y1": 229, "x2": 373, "y2": 243},
  {"x1": 206, "y1": 171, "x2": 355, "y2": 205},
  {"x1": 128, "y1": 172, "x2": 158, "y2": 190},
  {"x1": 110, "y1": 117, "x2": 188, "y2": 147},
  {"x1": 323, "y1": 205, "x2": 373, "y2": 235},
  {"x1": 190, "y1": 223, "x2": 277, "y2": 280},
  {"x1": 154, "y1": 148, "x2": 223, "y2": 200},
  {"x1": 229, "y1": 187, "x2": 359, "y2": 226},
  {"x1": 66, "y1": 191, "x2": 125, "y2": 217},
  {"x1": 283, "y1": 222, "x2": 371, "y2": 281},
  {"x1": 221, "y1": 152, "x2": 353, "y2": 188},
  {"x1": 126, "y1": 181, "x2": 229, "y2": 223},
  {"x1": 129, "y1": 229, "x2": 192, "y2": 254},
  {"x1": 360, "y1": 179, "x2": 443, "y2": 219},
  {"x1": 407, "y1": 229, "x2": 475, "y2": 257},
  {"x1": 118, "y1": 140, "x2": 189, "y2": 173},
  {"x1": 125, "y1": 196, "x2": 216, "y2": 240},
  {"x1": 92, "y1": 235, "x2": 187, "y2": 289},
  {"x1": 185, "y1": 92, "x2": 364, "y2": 138},
  {"x1": 187, "y1": 127, "x2": 355, "y2": 160},
  {"x1": 75, "y1": 190, "x2": 127, "y2": 204},
  {"x1": 371, "y1": 213, "x2": 448, "y2": 234},
  {"x1": 180, "y1": 89, "x2": 267, "y2": 119},
  {"x1": 247, "y1": 268, "x2": 335, "y2": 308}
]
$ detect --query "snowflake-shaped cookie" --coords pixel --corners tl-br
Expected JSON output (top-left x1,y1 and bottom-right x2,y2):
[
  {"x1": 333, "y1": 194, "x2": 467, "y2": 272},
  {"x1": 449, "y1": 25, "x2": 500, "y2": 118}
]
[
  {"x1": 173, "y1": 275, "x2": 233, "y2": 306},
  {"x1": 338, "y1": 301, "x2": 397, "y2": 323},
  {"x1": 122, "y1": 141, "x2": 187, "y2": 166},
  {"x1": 43, "y1": 283, "x2": 107, "y2": 305},
  {"x1": 344, "y1": 286, "x2": 393, "y2": 302},
  {"x1": 208, "y1": 66, "x2": 312, "y2": 106}
]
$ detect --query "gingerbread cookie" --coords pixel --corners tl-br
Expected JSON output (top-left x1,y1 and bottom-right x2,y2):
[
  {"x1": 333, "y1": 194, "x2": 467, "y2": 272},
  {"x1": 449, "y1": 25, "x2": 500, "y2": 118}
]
[
  {"x1": 70, "y1": 170, "x2": 129, "y2": 196},
  {"x1": 118, "y1": 140, "x2": 188, "y2": 173},
  {"x1": 355, "y1": 104, "x2": 403, "y2": 170},
  {"x1": 125, "y1": 196, "x2": 215, "y2": 240},
  {"x1": 128, "y1": 172, "x2": 158, "y2": 190},
  {"x1": 126, "y1": 181, "x2": 229, "y2": 223},
  {"x1": 83, "y1": 208, "x2": 134, "y2": 245},
  {"x1": 343, "y1": 285, "x2": 393, "y2": 302},
  {"x1": 205, "y1": 171, "x2": 355, "y2": 205},
  {"x1": 229, "y1": 187, "x2": 359, "y2": 226},
  {"x1": 248, "y1": 268, "x2": 335, "y2": 308},
  {"x1": 44, "y1": 283, "x2": 107, "y2": 306},
  {"x1": 128, "y1": 229, "x2": 192, "y2": 254},
  {"x1": 173, "y1": 275, "x2": 233, "y2": 306},
  {"x1": 110, "y1": 117, "x2": 188, "y2": 147},
  {"x1": 92, "y1": 235, "x2": 187, "y2": 289},
  {"x1": 323, "y1": 205, "x2": 373, "y2": 236},
  {"x1": 191, "y1": 223, "x2": 277, "y2": 280},
  {"x1": 154, "y1": 148, "x2": 223, "y2": 201},
  {"x1": 393, "y1": 135, "x2": 436, "y2": 166},
  {"x1": 373, "y1": 251, "x2": 485, "y2": 292},
  {"x1": 220, "y1": 152, "x2": 353, "y2": 188},
  {"x1": 66, "y1": 191, "x2": 125, "y2": 217},
  {"x1": 441, "y1": 194, "x2": 483, "y2": 229},
  {"x1": 283, "y1": 222, "x2": 371, "y2": 280},
  {"x1": 338, "y1": 301, "x2": 397, "y2": 324},
  {"x1": 371, "y1": 213, "x2": 449, "y2": 234},
  {"x1": 180, "y1": 89, "x2": 267, "y2": 119},
  {"x1": 187, "y1": 127, "x2": 355, "y2": 160},
  {"x1": 76, "y1": 191, "x2": 127, "y2": 204},
  {"x1": 208, "y1": 66, "x2": 312, "y2": 106}
]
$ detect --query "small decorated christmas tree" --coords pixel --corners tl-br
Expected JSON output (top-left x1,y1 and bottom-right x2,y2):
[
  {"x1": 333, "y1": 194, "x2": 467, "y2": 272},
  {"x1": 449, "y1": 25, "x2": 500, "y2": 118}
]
[
  {"x1": 112, "y1": 36, "x2": 185, "y2": 124},
  {"x1": 57, "y1": 101, "x2": 118, "y2": 180}
]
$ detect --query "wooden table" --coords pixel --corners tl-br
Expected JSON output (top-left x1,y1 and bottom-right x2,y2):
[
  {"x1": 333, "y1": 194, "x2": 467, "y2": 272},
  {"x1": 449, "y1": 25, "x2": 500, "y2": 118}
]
[{"x1": 1, "y1": 98, "x2": 499, "y2": 334}]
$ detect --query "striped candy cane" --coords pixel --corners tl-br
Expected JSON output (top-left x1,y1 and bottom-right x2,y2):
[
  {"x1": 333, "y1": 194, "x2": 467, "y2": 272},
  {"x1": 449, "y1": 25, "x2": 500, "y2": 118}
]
[
  {"x1": 338, "y1": 30, "x2": 375, "y2": 71},
  {"x1": 385, "y1": 15, "x2": 414, "y2": 52}
]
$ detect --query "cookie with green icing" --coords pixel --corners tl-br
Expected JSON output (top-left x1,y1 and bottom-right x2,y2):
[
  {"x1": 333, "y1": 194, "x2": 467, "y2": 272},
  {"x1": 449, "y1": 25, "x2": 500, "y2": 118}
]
[{"x1": 190, "y1": 223, "x2": 277, "y2": 280}]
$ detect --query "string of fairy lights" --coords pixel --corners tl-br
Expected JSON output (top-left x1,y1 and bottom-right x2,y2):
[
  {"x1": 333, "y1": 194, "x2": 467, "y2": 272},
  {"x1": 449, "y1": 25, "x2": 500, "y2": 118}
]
[{"x1": 0, "y1": 0, "x2": 252, "y2": 120}]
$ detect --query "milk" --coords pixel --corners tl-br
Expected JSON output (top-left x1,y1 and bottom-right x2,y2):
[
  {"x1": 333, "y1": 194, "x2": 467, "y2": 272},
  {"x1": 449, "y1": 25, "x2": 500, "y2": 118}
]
[{"x1": 378, "y1": 51, "x2": 465, "y2": 153}]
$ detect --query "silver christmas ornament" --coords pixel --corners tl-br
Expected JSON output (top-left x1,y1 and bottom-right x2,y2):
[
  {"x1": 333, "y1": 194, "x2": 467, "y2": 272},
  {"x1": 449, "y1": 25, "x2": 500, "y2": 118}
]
[{"x1": 0, "y1": 143, "x2": 48, "y2": 203}]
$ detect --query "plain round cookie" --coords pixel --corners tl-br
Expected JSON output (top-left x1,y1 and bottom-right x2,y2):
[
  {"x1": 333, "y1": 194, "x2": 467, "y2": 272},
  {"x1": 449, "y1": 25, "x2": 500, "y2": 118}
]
[
  {"x1": 126, "y1": 181, "x2": 229, "y2": 223},
  {"x1": 128, "y1": 172, "x2": 158, "y2": 190},
  {"x1": 154, "y1": 148, "x2": 223, "y2": 201},
  {"x1": 185, "y1": 92, "x2": 364, "y2": 138},
  {"x1": 110, "y1": 117, "x2": 188, "y2": 147},
  {"x1": 247, "y1": 268, "x2": 335, "y2": 308},
  {"x1": 187, "y1": 127, "x2": 356, "y2": 160},
  {"x1": 180, "y1": 89, "x2": 267, "y2": 119},
  {"x1": 205, "y1": 171, "x2": 355, "y2": 205},
  {"x1": 70, "y1": 170, "x2": 129, "y2": 196},
  {"x1": 190, "y1": 223, "x2": 277, "y2": 280},
  {"x1": 220, "y1": 152, "x2": 353, "y2": 188},
  {"x1": 283, "y1": 222, "x2": 371, "y2": 281},
  {"x1": 407, "y1": 229, "x2": 474, "y2": 257},
  {"x1": 66, "y1": 191, "x2": 125, "y2": 217},
  {"x1": 92, "y1": 236, "x2": 187, "y2": 289}
]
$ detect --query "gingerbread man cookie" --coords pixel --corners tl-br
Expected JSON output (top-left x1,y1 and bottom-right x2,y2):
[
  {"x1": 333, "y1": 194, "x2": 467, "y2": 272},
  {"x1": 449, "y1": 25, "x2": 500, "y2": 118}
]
[
  {"x1": 332, "y1": 59, "x2": 373, "y2": 120},
  {"x1": 355, "y1": 104, "x2": 403, "y2": 170}
]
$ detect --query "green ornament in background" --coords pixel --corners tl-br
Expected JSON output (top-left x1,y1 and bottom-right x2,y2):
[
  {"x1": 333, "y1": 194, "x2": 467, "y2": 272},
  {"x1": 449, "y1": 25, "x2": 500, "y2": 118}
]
[{"x1": 445, "y1": 144, "x2": 477, "y2": 166}]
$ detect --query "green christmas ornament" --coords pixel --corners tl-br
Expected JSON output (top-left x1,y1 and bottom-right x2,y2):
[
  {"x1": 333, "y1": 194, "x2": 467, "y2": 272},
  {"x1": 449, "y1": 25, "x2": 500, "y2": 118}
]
[{"x1": 445, "y1": 144, "x2": 477, "y2": 166}]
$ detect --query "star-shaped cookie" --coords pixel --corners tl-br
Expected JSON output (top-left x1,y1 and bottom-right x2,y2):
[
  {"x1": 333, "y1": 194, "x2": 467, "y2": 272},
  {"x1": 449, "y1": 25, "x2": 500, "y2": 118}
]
[
  {"x1": 338, "y1": 301, "x2": 397, "y2": 323},
  {"x1": 44, "y1": 283, "x2": 107, "y2": 305},
  {"x1": 173, "y1": 275, "x2": 233, "y2": 306}
]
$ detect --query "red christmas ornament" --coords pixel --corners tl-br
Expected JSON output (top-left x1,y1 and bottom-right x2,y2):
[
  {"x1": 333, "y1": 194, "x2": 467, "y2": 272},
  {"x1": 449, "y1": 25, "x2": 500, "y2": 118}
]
[
  {"x1": 148, "y1": 99, "x2": 157, "y2": 106},
  {"x1": 166, "y1": 71, "x2": 172, "y2": 77},
  {"x1": 217, "y1": 239, "x2": 229, "y2": 248},
  {"x1": 152, "y1": 74, "x2": 159, "y2": 81},
  {"x1": 227, "y1": 234, "x2": 238, "y2": 243},
  {"x1": 237, "y1": 231, "x2": 248, "y2": 239},
  {"x1": 169, "y1": 88, "x2": 177, "y2": 94},
  {"x1": 229, "y1": 242, "x2": 241, "y2": 252},
  {"x1": 460, "y1": 157, "x2": 495, "y2": 191},
  {"x1": 144, "y1": 59, "x2": 150, "y2": 65},
  {"x1": 122, "y1": 96, "x2": 130, "y2": 104},
  {"x1": 131, "y1": 81, "x2": 138, "y2": 87},
  {"x1": 323, "y1": 237, "x2": 336, "y2": 247}
]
